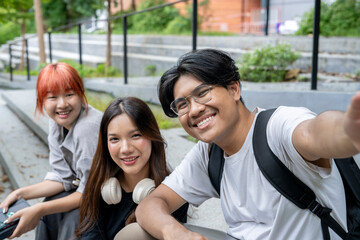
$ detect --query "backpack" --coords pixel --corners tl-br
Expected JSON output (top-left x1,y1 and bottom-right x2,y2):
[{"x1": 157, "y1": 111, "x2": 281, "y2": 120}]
[{"x1": 208, "y1": 108, "x2": 360, "y2": 240}]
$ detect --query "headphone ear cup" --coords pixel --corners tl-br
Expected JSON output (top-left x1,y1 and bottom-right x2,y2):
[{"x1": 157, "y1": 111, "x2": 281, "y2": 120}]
[
  {"x1": 132, "y1": 178, "x2": 155, "y2": 204},
  {"x1": 101, "y1": 177, "x2": 122, "y2": 205}
]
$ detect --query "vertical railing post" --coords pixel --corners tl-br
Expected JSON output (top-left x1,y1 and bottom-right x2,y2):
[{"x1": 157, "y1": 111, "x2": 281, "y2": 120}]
[
  {"x1": 48, "y1": 32, "x2": 53, "y2": 63},
  {"x1": 311, "y1": 0, "x2": 321, "y2": 90},
  {"x1": 192, "y1": 0, "x2": 197, "y2": 51},
  {"x1": 25, "y1": 39, "x2": 30, "y2": 81},
  {"x1": 9, "y1": 44, "x2": 13, "y2": 82},
  {"x1": 123, "y1": 16, "x2": 128, "y2": 85},
  {"x1": 264, "y1": 0, "x2": 270, "y2": 36},
  {"x1": 78, "y1": 24, "x2": 83, "y2": 65}
]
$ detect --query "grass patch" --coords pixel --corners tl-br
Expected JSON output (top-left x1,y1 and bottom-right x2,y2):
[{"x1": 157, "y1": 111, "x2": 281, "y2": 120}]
[
  {"x1": 147, "y1": 103, "x2": 182, "y2": 129},
  {"x1": 85, "y1": 90, "x2": 115, "y2": 112},
  {"x1": 186, "y1": 135, "x2": 198, "y2": 143},
  {"x1": 85, "y1": 90, "x2": 181, "y2": 129}
]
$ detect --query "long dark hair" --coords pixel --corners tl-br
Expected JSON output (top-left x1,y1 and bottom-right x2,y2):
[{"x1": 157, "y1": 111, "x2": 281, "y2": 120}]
[{"x1": 75, "y1": 97, "x2": 170, "y2": 237}]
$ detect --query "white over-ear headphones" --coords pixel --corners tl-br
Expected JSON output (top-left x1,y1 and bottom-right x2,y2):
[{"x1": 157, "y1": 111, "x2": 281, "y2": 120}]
[{"x1": 101, "y1": 177, "x2": 155, "y2": 205}]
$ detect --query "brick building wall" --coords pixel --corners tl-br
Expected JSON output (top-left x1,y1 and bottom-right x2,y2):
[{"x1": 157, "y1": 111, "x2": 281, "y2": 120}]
[
  {"x1": 111, "y1": 0, "x2": 262, "y2": 34},
  {"x1": 198, "y1": 0, "x2": 261, "y2": 33}
]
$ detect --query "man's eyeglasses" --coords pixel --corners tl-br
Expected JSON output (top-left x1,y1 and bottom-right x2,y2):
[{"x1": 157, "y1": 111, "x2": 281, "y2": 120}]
[{"x1": 170, "y1": 84, "x2": 214, "y2": 117}]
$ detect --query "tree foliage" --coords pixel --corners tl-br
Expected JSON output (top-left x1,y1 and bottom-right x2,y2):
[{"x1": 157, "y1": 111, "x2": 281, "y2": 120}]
[
  {"x1": 0, "y1": 20, "x2": 35, "y2": 45},
  {"x1": 0, "y1": 0, "x2": 33, "y2": 31},
  {"x1": 0, "y1": 0, "x2": 34, "y2": 69},
  {"x1": 131, "y1": 0, "x2": 180, "y2": 32},
  {"x1": 296, "y1": 0, "x2": 360, "y2": 37},
  {"x1": 42, "y1": 0, "x2": 102, "y2": 30},
  {"x1": 0, "y1": 0, "x2": 33, "y2": 22}
]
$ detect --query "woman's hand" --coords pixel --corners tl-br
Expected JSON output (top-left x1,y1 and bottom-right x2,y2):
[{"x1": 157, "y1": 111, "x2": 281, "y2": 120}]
[
  {"x1": 0, "y1": 181, "x2": 64, "y2": 214},
  {"x1": 6, "y1": 204, "x2": 43, "y2": 239},
  {"x1": 0, "y1": 190, "x2": 21, "y2": 214}
]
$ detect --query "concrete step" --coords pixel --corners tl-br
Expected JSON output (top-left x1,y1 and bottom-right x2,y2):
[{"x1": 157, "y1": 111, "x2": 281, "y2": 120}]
[
  {"x1": 0, "y1": 101, "x2": 52, "y2": 239},
  {"x1": 9, "y1": 42, "x2": 357, "y2": 76},
  {"x1": 2, "y1": 90, "x2": 48, "y2": 144},
  {"x1": 0, "y1": 73, "x2": 37, "y2": 89},
  {"x1": 0, "y1": 104, "x2": 50, "y2": 189},
  {"x1": 21, "y1": 34, "x2": 360, "y2": 55},
  {"x1": 3, "y1": 34, "x2": 359, "y2": 75}
]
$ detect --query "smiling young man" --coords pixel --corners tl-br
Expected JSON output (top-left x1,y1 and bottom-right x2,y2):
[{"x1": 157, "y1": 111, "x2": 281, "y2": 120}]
[{"x1": 136, "y1": 49, "x2": 360, "y2": 240}]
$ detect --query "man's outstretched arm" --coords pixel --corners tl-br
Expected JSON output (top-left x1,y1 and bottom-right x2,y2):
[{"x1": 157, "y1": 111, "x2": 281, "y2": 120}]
[
  {"x1": 136, "y1": 184, "x2": 208, "y2": 240},
  {"x1": 293, "y1": 92, "x2": 360, "y2": 163}
]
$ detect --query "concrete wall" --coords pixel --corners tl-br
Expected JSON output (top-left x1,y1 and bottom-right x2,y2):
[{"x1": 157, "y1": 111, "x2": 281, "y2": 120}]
[{"x1": 2, "y1": 34, "x2": 359, "y2": 76}]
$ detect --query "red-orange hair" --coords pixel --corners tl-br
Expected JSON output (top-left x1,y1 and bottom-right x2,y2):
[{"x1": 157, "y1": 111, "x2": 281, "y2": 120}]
[{"x1": 35, "y1": 63, "x2": 88, "y2": 115}]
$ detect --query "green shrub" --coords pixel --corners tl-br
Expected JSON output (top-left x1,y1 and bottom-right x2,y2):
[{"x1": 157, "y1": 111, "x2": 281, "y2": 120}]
[
  {"x1": 94, "y1": 64, "x2": 121, "y2": 77},
  {"x1": 0, "y1": 19, "x2": 35, "y2": 45},
  {"x1": 238, "y1": 44, "x2": 300, "y2": 82},
  {"x1": 164, "y1": 15, "x2": 191, "y2": 34},
  {"x1": 296, "y1": 0, "x2": 360, "y2": 37},
  {"x1": 7, "y1": 59, "x2": 121, "y2": 78},
  {"x1": 56, "y1": 59, "x2": 121, "y2": 78},
  {"x1": 5, "y1": 62, "x2": 47, "y2": 76},
  {"x1": 112, "y1": 9, "x2": 135, "y2": 34},
  {"x1": 0, "y1": 22, "x2": 20, "y2": 45},
  {"x1": 144, "y1": 64, "x2": 156, "y2": 76}
]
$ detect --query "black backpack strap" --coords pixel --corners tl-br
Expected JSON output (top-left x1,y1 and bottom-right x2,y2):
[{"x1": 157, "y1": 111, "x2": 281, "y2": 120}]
[
  {"x1": 253, "y1": 108, "x2": 348, "y2": 240},
  {"x1": 335, "y1": 158, "x2": 360, "y2": 238},
  {"x1": 208, "y1": 143, "x2": 225, "y2": 196},
  {"x1": 335, "y1": 158, "x2": 360, "y2": 202}
]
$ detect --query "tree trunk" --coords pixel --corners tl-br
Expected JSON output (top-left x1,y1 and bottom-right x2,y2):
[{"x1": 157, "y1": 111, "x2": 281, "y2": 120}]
[
  {"x1": 106, "y1": 0, "x2": 112, "y2": 75},
  {"x1": 34, "y1": 0, "x2": 46, "y2": 64},
  {"x1": 131, "y1": 0, "x2": 136, "y2": 11},
  {"x1": 19, "y1": 18, "x2": 26, "y2": 71},
  {"x1": 120, "y1": 0, "x2": 123, "y2": 12}
]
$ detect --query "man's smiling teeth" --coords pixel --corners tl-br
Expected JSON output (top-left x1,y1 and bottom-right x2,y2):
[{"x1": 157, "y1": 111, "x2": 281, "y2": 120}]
[
  {"x1": 197, "y1": 116, "x2": 214, "y2": 127},
  {"x1": 122, "y1": 156, "x2": 137, "y2": 162}
]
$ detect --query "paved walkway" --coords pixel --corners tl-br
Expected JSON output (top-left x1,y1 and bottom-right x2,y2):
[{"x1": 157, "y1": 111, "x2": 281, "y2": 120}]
[{"x1": 0, "y1": 89, "x2": 13, "y2": 199}]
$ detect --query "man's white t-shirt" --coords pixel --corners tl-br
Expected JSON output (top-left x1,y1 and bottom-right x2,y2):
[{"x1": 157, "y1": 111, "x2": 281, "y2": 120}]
[{"x1": 163, "y1": 106, "x2": 347, "y2": 240}]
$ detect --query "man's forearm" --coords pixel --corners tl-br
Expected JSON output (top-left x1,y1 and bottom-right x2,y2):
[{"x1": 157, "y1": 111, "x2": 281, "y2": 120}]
[
  {"x1": 294, "y1": 110, "x2": 359, "y2": 161},
  {"x1": 136, "y1": 196, "x2": 184, "y2": 239}
]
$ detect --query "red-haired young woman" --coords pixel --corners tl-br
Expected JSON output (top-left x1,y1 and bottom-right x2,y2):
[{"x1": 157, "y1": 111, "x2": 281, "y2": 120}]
[{"x1": 0, "y1": 63, "x2": 103, "y2": 240}]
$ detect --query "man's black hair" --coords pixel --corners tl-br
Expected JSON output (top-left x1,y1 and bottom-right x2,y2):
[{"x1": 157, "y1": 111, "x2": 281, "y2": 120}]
[{"x1": 158, "y1": 48, "x2": 243, "y2": 118}]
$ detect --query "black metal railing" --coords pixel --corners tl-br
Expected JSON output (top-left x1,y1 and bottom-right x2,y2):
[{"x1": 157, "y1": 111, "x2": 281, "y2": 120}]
[
  {"x1": 7, "y1": 34, "x2": 38, "y2": 81},
  {"x1": 103, "y1": 0, "x2": 196, "y2": 84},
  {"x1": 5, "y1": 0, "x2": 323, "y2": 90},
  {"x1": 7, "y1": 0, "x2": 196, "y2": 84}
]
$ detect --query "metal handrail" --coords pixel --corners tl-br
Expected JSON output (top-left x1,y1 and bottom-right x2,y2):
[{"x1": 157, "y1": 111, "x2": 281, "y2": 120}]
[
  {"x1": 6, "y1": 0, "x2": 322, "y2": 90},
  {"x1": 7, "y1": 0, "x2": 196, "y2": 84},
  {"x1": 46, "y1": 0, "x2": 188, "y2": 31}
]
